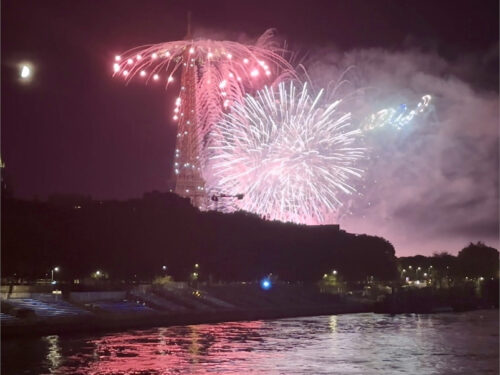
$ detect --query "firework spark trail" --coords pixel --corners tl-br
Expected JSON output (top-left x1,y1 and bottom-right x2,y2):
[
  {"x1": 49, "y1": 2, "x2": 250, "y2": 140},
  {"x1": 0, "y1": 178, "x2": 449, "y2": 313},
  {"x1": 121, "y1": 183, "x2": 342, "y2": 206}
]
[
  {"x1": 361, "y1": 94, "x2": 432, "y2": 132},
  {"x1": 205, "y1": 81, "x2": 365, "y2": 225},
  {"x1": 112, "y1": 30, "x2": 295, "y2": 140}
]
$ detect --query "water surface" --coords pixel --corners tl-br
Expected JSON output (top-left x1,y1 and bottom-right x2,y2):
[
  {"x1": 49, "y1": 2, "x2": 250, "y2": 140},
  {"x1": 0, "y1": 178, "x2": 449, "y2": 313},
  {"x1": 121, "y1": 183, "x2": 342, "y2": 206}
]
[{"x1": 2, "y1": 310, "x2": 498, "y2": 374}]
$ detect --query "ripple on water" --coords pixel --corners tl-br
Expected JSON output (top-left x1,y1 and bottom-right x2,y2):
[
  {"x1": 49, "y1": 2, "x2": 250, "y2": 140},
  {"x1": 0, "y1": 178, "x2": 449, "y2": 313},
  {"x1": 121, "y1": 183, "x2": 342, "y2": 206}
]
[{"x1": 1, "y1": 310, "x2": 498, "y2": 375}]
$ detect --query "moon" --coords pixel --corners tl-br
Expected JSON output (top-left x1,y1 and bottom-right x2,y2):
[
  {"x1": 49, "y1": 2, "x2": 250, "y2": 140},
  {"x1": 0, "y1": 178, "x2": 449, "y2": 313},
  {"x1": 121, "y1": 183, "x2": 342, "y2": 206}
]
[{"x1": 18, "y1": 62, "x2": 34, "y2": 82}]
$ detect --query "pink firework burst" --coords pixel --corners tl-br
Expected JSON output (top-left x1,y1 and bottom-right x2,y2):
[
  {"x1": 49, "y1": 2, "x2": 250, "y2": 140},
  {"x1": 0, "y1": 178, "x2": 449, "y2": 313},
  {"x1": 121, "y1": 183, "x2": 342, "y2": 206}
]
[{"x1": 112, "y1": 29, "x2": 295, "y2": 138}]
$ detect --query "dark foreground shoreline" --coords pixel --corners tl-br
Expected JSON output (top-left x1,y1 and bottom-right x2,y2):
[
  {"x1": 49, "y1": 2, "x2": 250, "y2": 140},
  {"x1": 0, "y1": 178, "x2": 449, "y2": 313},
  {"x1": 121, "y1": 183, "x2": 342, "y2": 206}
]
[
  {"x1": 4, "y1": 304, "x2": 498, "y2": 339},
  {"x1": 2, "y1": 281, "x2": 497, "y2": 339},
  {"x1": 2, "y1": 303, "x2": 372, "y2": 338}
]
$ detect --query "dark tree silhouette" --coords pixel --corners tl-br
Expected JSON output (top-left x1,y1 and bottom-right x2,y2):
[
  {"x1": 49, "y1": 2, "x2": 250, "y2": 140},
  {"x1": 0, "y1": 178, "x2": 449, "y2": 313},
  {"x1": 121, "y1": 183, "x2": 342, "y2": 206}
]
[
  {"x1": 456, "y1": 242, "x2": 499, "y2": 278},
  {"x1": 2, "y1": 192, "x2": 399, "y2": 283}
]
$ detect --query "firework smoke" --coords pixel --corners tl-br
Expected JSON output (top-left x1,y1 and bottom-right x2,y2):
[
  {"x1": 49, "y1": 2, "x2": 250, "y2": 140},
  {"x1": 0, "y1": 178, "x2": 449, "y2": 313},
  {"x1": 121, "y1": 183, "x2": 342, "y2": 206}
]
[{"x1": 307, "y1": 47, "x2": 497, "y2": 253}]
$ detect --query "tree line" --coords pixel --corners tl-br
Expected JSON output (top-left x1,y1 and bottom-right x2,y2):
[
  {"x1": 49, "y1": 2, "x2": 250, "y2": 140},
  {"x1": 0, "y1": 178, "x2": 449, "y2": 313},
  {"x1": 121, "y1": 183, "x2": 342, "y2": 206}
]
[{"x1": 2, "y1": 192, "x2": 497, "y2": 284}]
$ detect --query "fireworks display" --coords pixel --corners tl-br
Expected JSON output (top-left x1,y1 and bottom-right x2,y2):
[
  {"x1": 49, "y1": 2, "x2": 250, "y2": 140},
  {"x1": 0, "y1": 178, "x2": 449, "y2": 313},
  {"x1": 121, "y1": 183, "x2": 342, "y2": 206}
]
[
  {"x1": 205, "y1": 81, "x2": 365, "y2": 225},
  {"x1": 112, "y1": 29, "x2": 294, "y2": 137},
  {"x1": 112, "y1": 29, "x2": 295, "y2": 207},
  {"x1": 361, "y1": 95, "x2": 432, "y2": 132},
  {"x1": 112, "y1": 29, "x2": 432, "y2": 225}
]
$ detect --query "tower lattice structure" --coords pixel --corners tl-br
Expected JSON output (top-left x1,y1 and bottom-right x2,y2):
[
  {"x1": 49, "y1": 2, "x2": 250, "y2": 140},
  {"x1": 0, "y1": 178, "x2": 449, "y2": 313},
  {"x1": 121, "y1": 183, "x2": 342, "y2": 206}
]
[{"x1": 173, "y1": 48, "x2": 207, "y2": 208}]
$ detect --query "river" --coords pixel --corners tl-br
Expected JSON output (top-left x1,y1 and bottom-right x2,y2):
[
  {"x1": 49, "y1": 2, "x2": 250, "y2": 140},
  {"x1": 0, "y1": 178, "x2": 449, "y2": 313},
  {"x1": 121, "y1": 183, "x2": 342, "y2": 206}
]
[{"x1": 2, "y1": 310, "x2": 498, "y2": 374}]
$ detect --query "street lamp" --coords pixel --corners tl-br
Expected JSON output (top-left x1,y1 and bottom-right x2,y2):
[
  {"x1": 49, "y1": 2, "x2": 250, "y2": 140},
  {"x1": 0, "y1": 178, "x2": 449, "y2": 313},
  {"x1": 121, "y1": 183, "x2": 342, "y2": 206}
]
[
  {"x1": 51, "y1": 266, "x2": 60, "y2": 282},
  {"x1": 260, "y1": 277, "x2": 272, "y2": 290}
]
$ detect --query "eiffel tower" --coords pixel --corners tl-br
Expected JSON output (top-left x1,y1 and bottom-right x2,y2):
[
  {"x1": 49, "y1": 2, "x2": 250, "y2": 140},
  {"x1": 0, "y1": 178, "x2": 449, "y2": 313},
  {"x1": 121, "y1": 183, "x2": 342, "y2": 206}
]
[{"x1": 173, "y1": 13, "x2": 206, "y2": 208}]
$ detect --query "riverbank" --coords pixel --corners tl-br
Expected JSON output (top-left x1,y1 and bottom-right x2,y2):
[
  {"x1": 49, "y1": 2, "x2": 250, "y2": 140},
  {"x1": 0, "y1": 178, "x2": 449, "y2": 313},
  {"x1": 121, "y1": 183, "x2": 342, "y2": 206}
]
[
  {"x1": 2, "y1": 303, "x2": 372, "y2": 338},
  {"x1": 2, "y1": 282, "x2": 497, "y2": 338},
  {"x1": 374, "y1": 286, "x2": 499, "y2": 314},
  {"x1": 1, "y1": 283, "x2": 372, "y2": 338}
]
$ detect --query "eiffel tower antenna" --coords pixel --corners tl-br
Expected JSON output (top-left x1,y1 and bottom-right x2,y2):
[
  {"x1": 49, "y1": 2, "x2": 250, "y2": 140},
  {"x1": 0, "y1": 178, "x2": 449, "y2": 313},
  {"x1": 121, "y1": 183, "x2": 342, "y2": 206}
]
[{"x1": 185, "y1": 11, "x2": 192, "y2": 39}]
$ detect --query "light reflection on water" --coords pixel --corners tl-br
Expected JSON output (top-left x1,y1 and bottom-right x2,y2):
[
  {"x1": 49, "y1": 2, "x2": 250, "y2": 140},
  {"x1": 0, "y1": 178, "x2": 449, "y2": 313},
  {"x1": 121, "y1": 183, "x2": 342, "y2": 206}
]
[
  {"x1": 2, "y1": 310, "x2": 498, "y2": 374},
  {"x1": 43, "y1": 335, "x2": 62, "y2": 372}
]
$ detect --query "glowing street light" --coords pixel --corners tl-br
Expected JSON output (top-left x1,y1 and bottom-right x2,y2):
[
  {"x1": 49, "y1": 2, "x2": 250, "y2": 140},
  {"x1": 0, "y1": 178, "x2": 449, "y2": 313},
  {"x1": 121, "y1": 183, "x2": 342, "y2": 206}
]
[
  {"x1": 51, "y1": 266, "x2": 60, "y2": 282},
  {"x1": 260, "y1": 278, "x2": 272, "y2": 290}
]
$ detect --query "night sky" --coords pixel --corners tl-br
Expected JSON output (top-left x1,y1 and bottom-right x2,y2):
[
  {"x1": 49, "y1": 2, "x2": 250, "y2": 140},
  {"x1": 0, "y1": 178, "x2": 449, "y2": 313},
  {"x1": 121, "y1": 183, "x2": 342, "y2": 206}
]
[{"x1": 2, "y1": 0, "x2": 498, "y2": 255}]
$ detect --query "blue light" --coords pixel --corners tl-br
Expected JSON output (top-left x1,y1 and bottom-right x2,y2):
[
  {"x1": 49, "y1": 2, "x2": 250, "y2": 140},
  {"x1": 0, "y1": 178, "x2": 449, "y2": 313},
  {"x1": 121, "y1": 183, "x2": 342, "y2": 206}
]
[{"x1": 260, "y1": 278, "x2": 272, "y2": 290}]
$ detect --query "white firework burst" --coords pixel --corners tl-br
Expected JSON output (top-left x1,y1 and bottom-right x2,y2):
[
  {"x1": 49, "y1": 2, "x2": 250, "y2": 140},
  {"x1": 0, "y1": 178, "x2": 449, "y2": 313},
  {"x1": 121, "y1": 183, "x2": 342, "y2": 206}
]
[{"x1": 205, "y1": 81, "x2": 365, "y2": 225}]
